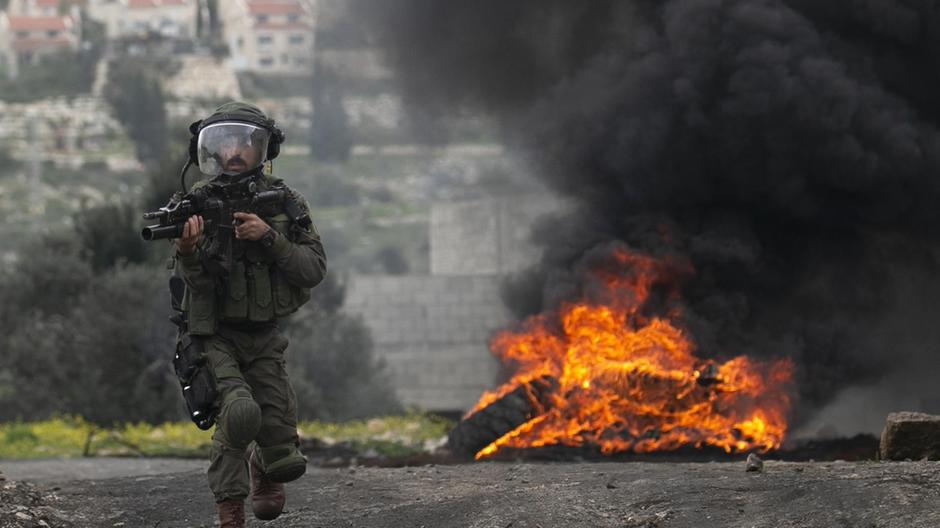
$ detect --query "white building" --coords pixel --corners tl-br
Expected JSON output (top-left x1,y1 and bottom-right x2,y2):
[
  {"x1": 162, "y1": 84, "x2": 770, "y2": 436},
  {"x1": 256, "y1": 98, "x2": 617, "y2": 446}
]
[
  {"x1": 221, "y1": 0, "x2": 315, "y2": 74},
  {"x1": 0, "y1": 17, "x2": 12, "y2": 77},
  {"x1": 0, "y1": 10, "x2": 81, "y2": 77},
  {"x1": 8, "y1": 0, "x2": 79, "y2": 17},
  {"x1": 86, "y1": 0, "x2": 198, "y2": 40}
]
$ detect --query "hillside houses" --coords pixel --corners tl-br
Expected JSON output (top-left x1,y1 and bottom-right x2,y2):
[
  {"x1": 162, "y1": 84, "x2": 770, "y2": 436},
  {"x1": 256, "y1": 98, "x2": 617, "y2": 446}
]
[
  {"x1": 86, "y1": 0, "x2": 199, "y2": 40},
  {"x1": 0, "y1": 7, "x2": 80, "y2": 77},
  {"x1": 221, "y1": 0, "x2": 315, "y2": 74},
  {"x1": 0, "y1": 0, "x2": 406, "y2": 164}
]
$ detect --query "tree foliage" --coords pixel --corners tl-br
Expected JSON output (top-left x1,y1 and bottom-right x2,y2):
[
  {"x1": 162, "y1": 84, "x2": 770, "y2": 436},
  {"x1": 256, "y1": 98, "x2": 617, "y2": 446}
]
[
  {"x1": 309, "y1": 168, "x2": 360, "y2": 207},
  {"x1": 0, "y1": 237, "x2": 180, "y2": 426},
  {"x1": 310, "y1": 61, "x2": 353, "y2": 162},
  {"x1": 103, "y1": 59, "x2": 169, "y2": 164},
  {"x1": 285, "y1": 274, "x2": 400, "y2": 420},
  {"x1": 0, "y1": 174, "x2": 398, "y2": 425},
  {"x1": 73, "y1": 203, "x2": 151, "y2": 272},
  {"x1": 0, "y1": 144, "x2": 19, "y2": 175},
  {"x1": 0, "y1": 50, "x2": 98, "y2": 103},
  {"x1": 287, "y1": 307, "x2": 400, "y2": 421}
]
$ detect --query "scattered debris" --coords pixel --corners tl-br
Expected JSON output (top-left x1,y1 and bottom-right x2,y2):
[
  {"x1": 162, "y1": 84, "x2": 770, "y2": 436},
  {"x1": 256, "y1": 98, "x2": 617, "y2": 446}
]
[
  {"x1": 624, "y1": 510, "x2": 671, "y2": 528},
  {"x1": 0, "y1": 479, "x2": 73, "y2": 528},
  {"x1": 880, "y1": 412, "x2": 940, "y2": 461},
  {"x1": 746, "y1": 453, "x2": 763, "y2": 472}
]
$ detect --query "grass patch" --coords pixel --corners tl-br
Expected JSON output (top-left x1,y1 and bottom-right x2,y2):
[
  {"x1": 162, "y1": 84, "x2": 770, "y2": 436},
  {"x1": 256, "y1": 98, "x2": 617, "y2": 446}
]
[
  {"x1": 0, "y1": 417, "x2": 212, "y2": 459},
  {"x1": 0, "y1": 413, "x2": 452, "y2": 460},
  {"x1": 300, "y1": 413, "x2": 451, "y2": 446}
]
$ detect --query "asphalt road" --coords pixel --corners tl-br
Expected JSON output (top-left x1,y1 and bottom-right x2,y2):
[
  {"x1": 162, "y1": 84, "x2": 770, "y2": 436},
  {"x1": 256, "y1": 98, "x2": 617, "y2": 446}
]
[{"x1": 2, "y1": 457, "x2": 939, "y2": 527}]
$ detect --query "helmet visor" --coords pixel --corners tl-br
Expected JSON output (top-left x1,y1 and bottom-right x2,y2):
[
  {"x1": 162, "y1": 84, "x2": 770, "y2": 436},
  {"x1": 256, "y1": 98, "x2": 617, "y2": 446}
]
[{"x1": 196, "y1": 122, "x2": 271, "y2": 176}]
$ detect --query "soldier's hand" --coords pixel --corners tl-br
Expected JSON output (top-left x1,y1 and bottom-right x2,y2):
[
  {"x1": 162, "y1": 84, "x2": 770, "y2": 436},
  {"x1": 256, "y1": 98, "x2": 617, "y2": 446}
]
[
  {"x1": 233, "y1": 212, "x2": 271, "y2": 242},
  {"x1": 176, "y1": 215, "x2": 204, "y2": 256}
]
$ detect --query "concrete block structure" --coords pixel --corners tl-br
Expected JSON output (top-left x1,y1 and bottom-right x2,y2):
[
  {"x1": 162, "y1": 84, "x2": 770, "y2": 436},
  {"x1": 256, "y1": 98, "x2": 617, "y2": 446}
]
[
  {"x1": 344, "y1": 274, "x2": 511, "y2": 412},
  {"x1": 220, "y1": 0, "x2": 315, "y2": 74},
  {"x1": 344, "y1": 194, "x2": 569, "y2": 413},
  {"x1": 431, "y1": 194, "x2": 567, "y2": 276}
]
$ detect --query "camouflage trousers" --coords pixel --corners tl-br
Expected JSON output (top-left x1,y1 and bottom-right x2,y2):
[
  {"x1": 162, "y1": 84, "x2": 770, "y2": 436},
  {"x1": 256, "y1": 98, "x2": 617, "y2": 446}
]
[{"x1": 204, "y1": 324, "x2": 301, "y2": 502}]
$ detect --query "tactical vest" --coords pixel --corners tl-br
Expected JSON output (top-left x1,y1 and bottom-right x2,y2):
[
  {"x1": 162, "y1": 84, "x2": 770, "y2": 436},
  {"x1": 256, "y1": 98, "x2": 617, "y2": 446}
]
[{"x1": 181, "y1": 175, "x2": 311, "y2": 335}]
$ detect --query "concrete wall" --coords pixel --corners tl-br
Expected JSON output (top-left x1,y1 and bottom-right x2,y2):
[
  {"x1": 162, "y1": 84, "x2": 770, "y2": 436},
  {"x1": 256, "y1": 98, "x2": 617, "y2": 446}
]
[
  {"x1": 430, "y1": 194, "x2": 567, "y2": 276},
  {"x1": 344, "y1": 274, "x2": 511, "y2": 412},
  {"x1": 343, "y1": 194, "x2": 571, "y2": 412}
]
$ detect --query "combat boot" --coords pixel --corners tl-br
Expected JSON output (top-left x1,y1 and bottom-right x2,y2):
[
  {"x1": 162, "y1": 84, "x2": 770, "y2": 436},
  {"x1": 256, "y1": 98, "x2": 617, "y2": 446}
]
[
  {"x1": 250, "y1": 450, "x2": 286, "y2": 520},
  {"x1": 216, "y1": 498, "x2": 245, "y2": 528}
]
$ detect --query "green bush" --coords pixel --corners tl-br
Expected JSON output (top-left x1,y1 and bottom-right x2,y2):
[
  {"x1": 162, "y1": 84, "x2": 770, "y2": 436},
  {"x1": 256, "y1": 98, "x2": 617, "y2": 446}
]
[
  {"x1": 0, "y1": 49, "x2": 97, "y2": 103},
  {"x1": 103, "y1": 59, "x2": 169, "y2": 163},
  {"x1": 0, "y1": 260, "x2": 181, "y2": 426}
]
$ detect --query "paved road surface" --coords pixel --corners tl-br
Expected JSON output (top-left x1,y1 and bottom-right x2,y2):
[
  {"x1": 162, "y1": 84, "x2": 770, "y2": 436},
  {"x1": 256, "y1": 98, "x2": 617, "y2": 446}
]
[{"x1": 2, "y1": 457, "x2": 939, "y2": 527}]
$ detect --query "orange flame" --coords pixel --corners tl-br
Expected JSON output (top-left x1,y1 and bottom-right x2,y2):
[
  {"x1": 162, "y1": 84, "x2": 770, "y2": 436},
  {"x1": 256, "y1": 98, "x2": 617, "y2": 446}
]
[{"x1": 469, "y1": 248, "x2": 794, "y2": 459}]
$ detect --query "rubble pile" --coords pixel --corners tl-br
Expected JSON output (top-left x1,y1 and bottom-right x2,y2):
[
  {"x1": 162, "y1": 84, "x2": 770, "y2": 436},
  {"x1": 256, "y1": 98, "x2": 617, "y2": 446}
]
[
  {"x1": 0, "y1": 471, "x2": 73, "y2": 528},
  {"x1": 880, "y1": 412, "x2": 940, "y2": 461}
]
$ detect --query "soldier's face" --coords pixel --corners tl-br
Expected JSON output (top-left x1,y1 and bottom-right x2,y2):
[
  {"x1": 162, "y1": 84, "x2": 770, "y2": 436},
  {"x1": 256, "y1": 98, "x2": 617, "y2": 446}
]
[{"x1": 220, "y1": 142, "x2": 261, "y2": 174}]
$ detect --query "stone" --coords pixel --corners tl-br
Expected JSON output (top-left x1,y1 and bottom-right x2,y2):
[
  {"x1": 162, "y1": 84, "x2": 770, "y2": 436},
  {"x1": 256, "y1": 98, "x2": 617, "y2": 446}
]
[
  {"x1": 880, "y1": 412, "x2": 940, "y2": 461},
  {"x1": 745, "y1": 453, "x2": 763, "y2": 472}
]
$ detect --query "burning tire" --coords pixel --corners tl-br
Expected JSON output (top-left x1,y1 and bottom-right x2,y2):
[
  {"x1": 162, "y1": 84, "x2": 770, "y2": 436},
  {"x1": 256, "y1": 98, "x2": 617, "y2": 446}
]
[{"x1": 448, "y1": 376, "x2": 555, "y2": 458}]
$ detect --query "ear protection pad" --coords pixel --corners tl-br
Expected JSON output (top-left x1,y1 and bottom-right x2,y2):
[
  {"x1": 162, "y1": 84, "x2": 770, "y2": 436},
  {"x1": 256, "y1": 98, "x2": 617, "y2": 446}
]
[
  {"x1": 187, "y1": 119, "x2": 202, "y2": 164},
  {"x1": 267, "y1": 126, "x2": 286, "y2": 161}
]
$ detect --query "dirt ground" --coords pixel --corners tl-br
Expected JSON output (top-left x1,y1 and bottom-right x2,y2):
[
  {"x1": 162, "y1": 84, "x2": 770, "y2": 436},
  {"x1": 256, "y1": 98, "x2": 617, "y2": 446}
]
[{"x1": 2, "y1": 457, "x2": 940, "y2": 528}]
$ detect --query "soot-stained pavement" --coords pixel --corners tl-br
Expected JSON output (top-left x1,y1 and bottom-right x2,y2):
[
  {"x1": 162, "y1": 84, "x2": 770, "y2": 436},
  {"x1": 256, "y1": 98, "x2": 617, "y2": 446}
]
[{"x1": 3, "y1": 458, "x2": 939, "y2": 527}]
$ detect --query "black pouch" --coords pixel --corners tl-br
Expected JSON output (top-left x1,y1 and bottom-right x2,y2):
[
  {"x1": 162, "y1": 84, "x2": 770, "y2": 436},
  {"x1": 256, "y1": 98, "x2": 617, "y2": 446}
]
[{"x1": 174, "y1": 333, "x2": 218, "y2": 430}]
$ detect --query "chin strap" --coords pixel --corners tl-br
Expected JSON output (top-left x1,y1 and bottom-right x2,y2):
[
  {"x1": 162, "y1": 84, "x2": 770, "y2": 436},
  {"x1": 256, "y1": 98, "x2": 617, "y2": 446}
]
[{"x1": 179, "y1": 159, "x2": 194, "y2": 193}]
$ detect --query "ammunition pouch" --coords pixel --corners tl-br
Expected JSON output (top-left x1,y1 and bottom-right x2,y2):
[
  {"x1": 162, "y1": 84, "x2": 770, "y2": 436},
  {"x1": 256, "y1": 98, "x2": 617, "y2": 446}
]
[
  {"x1": 267, "y1": 213, "x2": 310, "y2": 317},
  {"x1": 183, "y1": 285, "x2": 218, "y2": 336},
  {"x1": 174, "y1": 333, "x2": 218, "y2": 430}
]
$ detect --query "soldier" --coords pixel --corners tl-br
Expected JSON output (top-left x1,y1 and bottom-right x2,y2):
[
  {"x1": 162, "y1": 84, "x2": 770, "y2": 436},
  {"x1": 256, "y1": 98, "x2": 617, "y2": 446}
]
[{"x1": 172, "y1": 102, "x2": 326, "y2": 527}]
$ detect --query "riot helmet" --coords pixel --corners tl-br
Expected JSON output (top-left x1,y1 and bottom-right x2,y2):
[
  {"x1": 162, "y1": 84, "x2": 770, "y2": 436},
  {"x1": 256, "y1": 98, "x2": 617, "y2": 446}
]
[
  {"x1": 187, "y1": 101, "x2": 285, "y2": 180},
  {"x1": 196, "y1": 121, "x2": 271, "y2": 177}
]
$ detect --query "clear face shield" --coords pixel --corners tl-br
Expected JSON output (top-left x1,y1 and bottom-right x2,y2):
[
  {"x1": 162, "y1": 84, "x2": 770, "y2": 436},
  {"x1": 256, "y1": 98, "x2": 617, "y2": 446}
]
[{"x1": 196, "y1": 122, "x2": 271, "y2": 177}]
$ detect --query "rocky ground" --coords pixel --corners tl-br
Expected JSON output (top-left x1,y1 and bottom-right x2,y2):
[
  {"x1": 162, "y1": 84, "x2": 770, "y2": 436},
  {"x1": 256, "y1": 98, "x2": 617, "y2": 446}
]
[{"x1": 1, "y1": 457, "x2": 939, "y2": 527}]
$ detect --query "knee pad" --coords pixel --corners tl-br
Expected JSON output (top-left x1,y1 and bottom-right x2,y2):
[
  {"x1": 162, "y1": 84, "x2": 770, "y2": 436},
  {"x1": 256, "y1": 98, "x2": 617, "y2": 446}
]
[
  {"x1": 221, "y1": 395, "x2": 261, "y2": 449},
  {"x1": 256, "y1": 443, "x2": 307, "y2": 483}
]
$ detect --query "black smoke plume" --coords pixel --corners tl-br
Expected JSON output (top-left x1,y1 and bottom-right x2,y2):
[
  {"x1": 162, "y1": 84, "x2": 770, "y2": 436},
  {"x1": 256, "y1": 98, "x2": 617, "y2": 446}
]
[{"x1": 354, "y1": 0, "x2": 940, "y2": 433}]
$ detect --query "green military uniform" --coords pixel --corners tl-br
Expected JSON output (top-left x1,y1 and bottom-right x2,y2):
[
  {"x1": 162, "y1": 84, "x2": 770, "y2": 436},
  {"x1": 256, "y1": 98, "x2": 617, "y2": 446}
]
[{"x1": 175, "y1": 156, "x2": 327, "y2": 503}]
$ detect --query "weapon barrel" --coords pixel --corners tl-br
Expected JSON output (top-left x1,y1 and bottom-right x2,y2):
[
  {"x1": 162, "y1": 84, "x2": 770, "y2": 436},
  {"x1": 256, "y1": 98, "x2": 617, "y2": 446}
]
[{"x1": 141, "y1": 223, "x2": 184, "y2": 241}]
